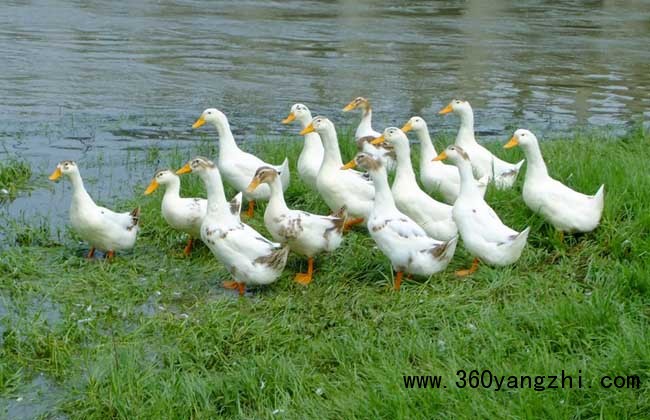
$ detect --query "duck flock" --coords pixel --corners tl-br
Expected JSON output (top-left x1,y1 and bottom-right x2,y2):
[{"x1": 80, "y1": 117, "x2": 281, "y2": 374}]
[{"x1": 48, "y1": 98, "x2": 605, "y2": 294}]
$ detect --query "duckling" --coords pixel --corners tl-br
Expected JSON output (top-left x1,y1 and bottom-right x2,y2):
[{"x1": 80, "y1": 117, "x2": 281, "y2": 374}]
[
  {"x1": 434, "y1": 146, "x2": 529, "y2": 276},
  {"x1": 505, "y1": 129, "x2": 604, "y2": 236},
  {"x1": 439, "y1": 99, "x2": 524, "y2": 189},
  {"x1": 342, "y1": 96, "x2": 396, "y2": 170},
  {"x1": 342, "y1": 153, "x2": 457, "y2": 290},
  {"x1": 301, "y1": 116, "x2": 374, "y2": 229},
  {"x1": 401, "y1": 116, "x2": 487, "y2": 203},
  {"x1": 371, "y1": 127, "x2": 457, "y2": 241},
  {"x1": 247, "y1": 166, "x2": 344, "y2": 285},
  {"x1": 282, "y1": 103, "x2": 324, "y2": 191},
  {"x1": 176, "y1": 157, "x2": 288, "y2": 296},
  {"x1": 49, "y1": 160, "x2": 139, "y2": 260},
  {"x1": 192, "y1": 108, "x2": 290, "y2": 217}
]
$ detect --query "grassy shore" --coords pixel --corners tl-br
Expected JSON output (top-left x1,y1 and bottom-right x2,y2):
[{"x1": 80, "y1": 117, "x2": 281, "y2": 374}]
[{"x1": 1, "y1": 126, "x2": 649, "y2": 418}]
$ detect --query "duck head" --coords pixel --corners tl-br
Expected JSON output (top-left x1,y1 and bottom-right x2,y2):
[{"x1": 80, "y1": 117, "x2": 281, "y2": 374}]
[
  {"x1": 433, "y1": 145, "x2": 470, "y2": 165},
  {"x1": 192, "y1": 108, "x2": 228, "y2": 129},
  {"x1": 246, "y1": 166, "x2": 279, "y2": 193},
  {"x1": 438, "y1": 99, "x2": 472, "y2": 117},
  {"x1": 505, "y1": 129, "x2": 537, "y2": 150},
  {"x1": 283, "y1": 103, "x2": 312, "y2": 126},
  {"x1": 401, "y1": 116, "x2": 427, "y2": 134},
  {"x1": 49, "y1": 160, "x2": 78, "y2": 181},
  {"x1": 342, "y1": 97, "x2": 371, "y2": 113},
  {"x1": 341, "y1": 152, "x2": 382, "y2": 172},
  {"x1": 144, "y1": 169, "x2": 178, "y2": 195},
  {"x1": 299, "y1": 115, "x2": 333, "y2": 136},
  {"x1": 371, "y1": 127, "x2": 407, "y2": 148},
  {"x1": 176, "y1": 156, "x2": 216, "y2": 176}
]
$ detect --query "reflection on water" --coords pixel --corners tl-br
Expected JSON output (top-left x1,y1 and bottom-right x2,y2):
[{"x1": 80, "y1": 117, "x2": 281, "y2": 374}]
[{"x1": 0, "y1": 0, "x2": 648, "y2": 227}]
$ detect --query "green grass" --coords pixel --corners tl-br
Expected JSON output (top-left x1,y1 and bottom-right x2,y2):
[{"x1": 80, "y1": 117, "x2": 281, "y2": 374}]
[
  {"x1": 0, "y1": 159, "x2": 32, "y2": 202},
  {"x1": 1, "y1": 126, "x2": 649, "y2": 418}
]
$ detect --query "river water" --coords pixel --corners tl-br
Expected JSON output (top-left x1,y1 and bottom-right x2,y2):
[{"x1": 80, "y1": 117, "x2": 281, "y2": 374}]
[{"x1": 1, "y1": 0, "x2": 648, "y2": 229}]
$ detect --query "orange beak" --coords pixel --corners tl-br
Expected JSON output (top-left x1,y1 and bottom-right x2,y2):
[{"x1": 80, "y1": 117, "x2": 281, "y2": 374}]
[
  {"x1": 370, "y1": 135, "x2": 385, "y2": 145},
  {"x1": 300, "y1": 122, "x2": 315, "y2": 136},
  {"x1": 48, "y1": 167, "x2": 62, "y2": 181},
  {"x1": 282, "y1": 112, "x2": 296, "y2": 124},
  {"x1": 401, "y1": 121, "x2": 413, "y2": 133},
  {"x1": 341, "y1": 160, "x2": 357, "y2": 170},
  {"x1": 176, "y1": 164, "x2": 192, "y2": 175},
  {"x1": 438, "y1": 104, "x2": 453, "y2": 115},
  {"x1": 192, "y1": 115, "x2": 206, "y2": 129},
  {"x1": 504, "y1": 136, "x2": 519, "y2": 149},
  {"x1": 342, "y1": 100, "x2": 357, "y2": 112},
  {"x1": 432, "y1": 151, "x2": 448, "y2": 161},
  {"x1": 144, "y1": 179, "x2": 159, "y2": 195},
  {"x1": 246, "y1": 178, "x2": 261, "y2": 193}
]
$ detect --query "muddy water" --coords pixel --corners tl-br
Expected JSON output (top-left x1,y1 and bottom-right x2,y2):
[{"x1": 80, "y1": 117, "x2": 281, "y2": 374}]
[{"x1": 0, "y1": 0, "x2": 649, "y2": 228}]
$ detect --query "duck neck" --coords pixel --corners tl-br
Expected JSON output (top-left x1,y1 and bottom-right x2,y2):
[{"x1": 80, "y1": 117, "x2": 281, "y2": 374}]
[
  {"x1": 68, "y1": 171, "x2": 92, "y2": 205},
  {"x1": 161, "y1": 178, "x2": 181, "y2": 202},
  {"x1": 456, "y1": 109, "x2": 476, "y2": 146},
  {"x1": 370, "y1": 167, "x2": 398, "y2": 213},
  {"x1": 457, "y1": 159, "x2": 481, "y2": 197},
  {"x1": 266, "y1": 177, "x2": 289, "y2": 215},
  {"x1": 199, "y1": 168, "x2": 229, "y2": 215},
  {"x1": 356, "y1": 108, "x2": 373, "y2": 137},
  {"x1": 319, "y1": 126, "x2": 344, "y2": 167},
  {"x1": 415, "y1": 127, "x2": 438, "y2": 164},
  {"x1": 212, "y1": 119, "x2": 240, "y2": 157},
  {"x1": 522, "y1": 142, "x2": 548, "y2": 178},
  {"x1": 393, "y1": 142, "x2": 417, "y2": 187},
  {"x1": 298, "y1": 113, "x2": 323, "y2": 154}
]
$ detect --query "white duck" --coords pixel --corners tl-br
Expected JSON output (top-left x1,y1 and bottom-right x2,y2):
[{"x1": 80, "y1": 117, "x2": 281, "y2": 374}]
[
  {"x1": 434, "y1": 146, "x2": 530, "y2": 276},
  {"x1": 144, "y1": 169, "x2": 230, "y2": 256},
  {"x1": 176, "y1": 157, "x2": 289, "y2": 296},
  {"x1": 49, "y1": 160, "x2": 139, "y2": 260},
  {"x1": 371, "y1": 127, "x2": 457, "y2": 241},
  {"x1": 401, "y1": 116, "x2": 487, "y2": 204},
  {"x1": 192, "y1": 108, "x2": 290, "y2": 218},
  {"x1": 343, "y1": 153, "x2": 457, "y2": 290},
  {"x1": 282, "y1": 103, "x2": 324, "y2": 191},
  {"x1": 505, "y1": 129, "x2": 605, "y2": 236},
  {"x1": 342, "y1": 96, "x2": 396, "y2": 170},
  {"x1": 301, "y1": 116, "x2": 374, "y2": 229},
  {"x1": 439, "y1": 99, "x2": 524, "y2": 189},
  {"x1": 247, "y1": 166, "x2": 344, "y2": 285}
]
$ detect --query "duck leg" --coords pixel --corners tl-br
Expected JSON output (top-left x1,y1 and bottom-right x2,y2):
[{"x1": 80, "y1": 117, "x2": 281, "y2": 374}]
[
  {"x1": 294, "y1": 257, "x2": 314, "y2": 285},
  {"x1": 394, "y1": 271, "x2": 403, "y2": 291},
  {"x1": 246, "y1": 201, "x2": 255, "y2": 218},
  {"x1": 455, "y1": 258, "x2": 479, "y2": 277},
  {"x1": 183, "y1": 237, "x2": 194, "y2": 256},
  {"x1": 86, "y1": 247, "x2": 96, "y2": 259},
  {"x1": 223, "y1": 281, "x2": 246, "y2": 296},
  {"x1": 343, "y1": 217, "x2": 365, "y2": 231},
  {"x1": 106, "y1": 250, "x2": 115, "y2": 262}
]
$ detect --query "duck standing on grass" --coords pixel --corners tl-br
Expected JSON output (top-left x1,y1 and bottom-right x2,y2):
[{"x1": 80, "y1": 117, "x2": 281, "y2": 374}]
[
  {"x1": 342, "y1": 96, "x2": 396, "y2": 170},
  {"x1": 342, "y1": 153, "x2": 457, "y2": 291},
  {"x1": 371, "y1": 127, "x2": 457, "y2": 241},
  {"x1": 247, "y1": 166, "x2": 344, "y2": 285},
  {"x1": 144, "y1": 169, "x2": 221, "y2": 256},
  {"x1": 434, "y1": 146, "x2": 529, "y2": 276},
  {"x1": 504, "y1": 129, "x2": 605, "y2": 238},
  {"x1": 439, "y1": 99, "x2": 524, "y2": 189},
  {"x1": 191, "y1": 108, "x2": 290, "y2": 218},
  {"x1": 49, "y1": 160, "x2": 140, "y2": 260},
  {"x1": 176, "y1": 157, "x2": 289, "y2": 296},
  {"x1": 401, "y1": 116, "x2": 487, "y2": 204},
  {"x1": 282, "y1": 103, "x2": 324, "y2": 191},
  {"x1": 300, "y1": 116, "x2": 374, "y2": 230}
]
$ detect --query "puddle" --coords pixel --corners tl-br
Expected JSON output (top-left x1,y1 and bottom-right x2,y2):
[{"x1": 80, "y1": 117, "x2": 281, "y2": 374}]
[{"x1": 0, "y1": 373, "x2": 67, "y2": 420}]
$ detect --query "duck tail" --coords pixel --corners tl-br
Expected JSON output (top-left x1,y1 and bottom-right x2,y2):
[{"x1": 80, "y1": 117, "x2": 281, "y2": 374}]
[
  {"x1": 430, "y1": 236, "x2": 458, "y2": 261},
  {"x1": 279, "y1": 157, "x2": 291, "y2": 189},
  {"x1": 593, "y1": 184, "x2": 605, "y2": 215}
]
